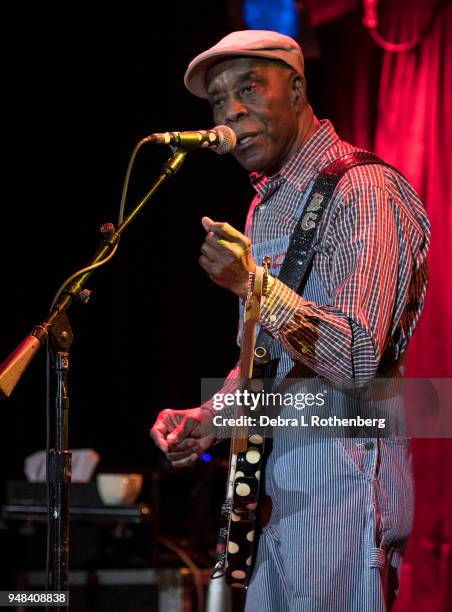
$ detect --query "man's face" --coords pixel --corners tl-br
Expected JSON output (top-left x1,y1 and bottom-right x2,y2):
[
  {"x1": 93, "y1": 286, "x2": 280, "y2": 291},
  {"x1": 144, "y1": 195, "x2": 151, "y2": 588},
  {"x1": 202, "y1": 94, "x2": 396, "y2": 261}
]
[{"x1": 206, "y1": 57, "x2": 302, "y2": 175}]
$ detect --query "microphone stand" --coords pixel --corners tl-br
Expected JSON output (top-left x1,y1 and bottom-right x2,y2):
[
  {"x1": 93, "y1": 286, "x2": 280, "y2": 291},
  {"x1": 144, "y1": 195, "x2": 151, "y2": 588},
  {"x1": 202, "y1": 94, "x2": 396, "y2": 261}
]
[
  {"x1": 47, "y1": 313, "x2": 73, "y2": 595},
  {"x1": 0, "y1": 147, "x2": 187, "y2": 596}
]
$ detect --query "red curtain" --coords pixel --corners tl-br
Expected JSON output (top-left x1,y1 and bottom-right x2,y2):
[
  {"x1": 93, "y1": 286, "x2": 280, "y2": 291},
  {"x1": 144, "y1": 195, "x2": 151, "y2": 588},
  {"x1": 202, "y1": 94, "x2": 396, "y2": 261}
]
[
  {"x1": 374, "y1": 0, "x2": 452, "y2": 380},
  {"x1": 319, "y1": 1, "x2": 452, "y2": 609},
  {"x1": 303, "y1": 0, "x2": 359, "y2": 26}
]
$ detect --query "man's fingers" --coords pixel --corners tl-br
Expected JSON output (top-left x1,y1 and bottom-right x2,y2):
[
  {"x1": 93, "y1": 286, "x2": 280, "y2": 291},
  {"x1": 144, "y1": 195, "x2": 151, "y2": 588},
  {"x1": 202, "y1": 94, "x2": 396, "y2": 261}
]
[
  {"x1": 198, "y1": 255, "x2": 226, "y2": 280},
  {"x1": 150, "y1": 407, "x2": 214, "y2": 469},
  {"x1": 199, "y1": 243, "x2": 217, "y2": 261},
  {"x1": 200, "y1": 241, "x2": 244, "y2": 262},
  {"x1": 170, "y1": 453, "x2": 199, "y2": 469},
  {"x1": 201, "y1": 217, "x2": 249, "y2": 245},
  {"x1": 168, "y1": 437, "x2": 199, "y2": 452},
  {"x1": 166, "y1": 416, "x2": 200, "y2": 445},
  {"x1": 201, "y1": 216, "x2": 214, "y2": 231},
  {"x1": 150, "y1": 423, "x2": 169, "y2": 453},
  {"x1": 199, "y1": 254, "x2": 211, "y2": 273},
  {"x1": 166, "y1": 424, "x2": 184, "y2": 445},
  {"x1": 150, "y1": 409, "x2": 198, "y2": 453},
  {"x1": 149, "y1": 408, "x2": 185, "y2": 452},
  {"x1": 167, "y1": 447, "x2": 198, "y2": 461}
]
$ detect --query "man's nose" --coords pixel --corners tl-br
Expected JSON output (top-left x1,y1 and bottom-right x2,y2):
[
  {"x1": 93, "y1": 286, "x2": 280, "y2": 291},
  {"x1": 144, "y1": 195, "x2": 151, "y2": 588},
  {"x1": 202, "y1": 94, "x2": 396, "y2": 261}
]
[{"x1": 224, "y1": 97, "x2": 248, "y2": 123}]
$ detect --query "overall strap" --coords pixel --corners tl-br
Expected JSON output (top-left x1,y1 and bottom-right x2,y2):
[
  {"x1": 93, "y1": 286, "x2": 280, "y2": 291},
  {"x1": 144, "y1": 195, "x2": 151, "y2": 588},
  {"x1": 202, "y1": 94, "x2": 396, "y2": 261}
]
[{"x1": 254, "y1": 151, "x2": 391, "y2": 371}]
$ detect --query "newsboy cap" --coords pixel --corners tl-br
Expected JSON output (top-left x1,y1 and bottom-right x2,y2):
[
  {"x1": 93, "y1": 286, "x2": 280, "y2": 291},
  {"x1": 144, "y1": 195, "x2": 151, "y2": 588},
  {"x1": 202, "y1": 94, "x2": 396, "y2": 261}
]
[{"x1": 184, "y1": 30, "x2": 305, "y2": 99}]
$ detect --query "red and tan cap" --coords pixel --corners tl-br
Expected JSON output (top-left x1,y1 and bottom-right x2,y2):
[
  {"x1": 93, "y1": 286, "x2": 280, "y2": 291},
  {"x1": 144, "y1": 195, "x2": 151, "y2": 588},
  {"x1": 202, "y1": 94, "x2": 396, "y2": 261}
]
[{"x1": 184, "y1": 30, "x2": 304, "y2": 99}]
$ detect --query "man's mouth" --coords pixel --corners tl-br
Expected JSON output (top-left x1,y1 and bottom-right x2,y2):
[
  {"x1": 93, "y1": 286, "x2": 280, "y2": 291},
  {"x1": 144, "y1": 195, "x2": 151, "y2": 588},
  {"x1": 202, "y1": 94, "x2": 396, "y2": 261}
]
[{"x1": 236, "y1": 132, "x2": 259, "y2": 149}]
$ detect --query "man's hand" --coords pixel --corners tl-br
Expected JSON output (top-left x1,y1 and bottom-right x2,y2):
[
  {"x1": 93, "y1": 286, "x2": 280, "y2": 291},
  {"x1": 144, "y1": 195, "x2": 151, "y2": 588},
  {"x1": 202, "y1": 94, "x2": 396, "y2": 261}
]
[
  {"x1": 199, "y1": 216, "x2": 256, "y2": 298},
  {"x1": 150, "y1": 407, "x2": 215, "y2": 468}
]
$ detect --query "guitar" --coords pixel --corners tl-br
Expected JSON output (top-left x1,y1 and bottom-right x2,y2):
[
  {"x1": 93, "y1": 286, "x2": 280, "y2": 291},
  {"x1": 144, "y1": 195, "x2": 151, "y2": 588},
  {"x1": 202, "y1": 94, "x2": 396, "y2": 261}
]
[{"x1": 212, "y1": 257, "x2": 270, "y2": 589}]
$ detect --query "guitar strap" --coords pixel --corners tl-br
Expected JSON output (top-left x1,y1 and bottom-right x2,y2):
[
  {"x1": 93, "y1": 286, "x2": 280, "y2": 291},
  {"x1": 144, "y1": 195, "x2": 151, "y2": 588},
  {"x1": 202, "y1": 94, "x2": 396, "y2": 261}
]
[{"x1": 253, "y1": 151, "x2": 393, "y2": 374}]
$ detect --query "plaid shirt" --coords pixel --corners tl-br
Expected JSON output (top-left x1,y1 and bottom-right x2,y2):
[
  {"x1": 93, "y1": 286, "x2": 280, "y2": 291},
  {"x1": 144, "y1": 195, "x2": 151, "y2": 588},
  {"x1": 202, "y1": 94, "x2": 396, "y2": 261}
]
[
  {"x1": 203, "y1": 120, "x2": 429, "y2": 414},
  {"x1": 251, "y1": 119, "x2": 430, "y2": 382}
]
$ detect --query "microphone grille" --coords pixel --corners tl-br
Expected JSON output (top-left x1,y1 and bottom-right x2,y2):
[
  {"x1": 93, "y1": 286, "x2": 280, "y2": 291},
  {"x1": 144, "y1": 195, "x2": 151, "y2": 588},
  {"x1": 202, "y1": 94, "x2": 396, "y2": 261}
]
[{"x1": 212, "y1": 125, "x2": 237, "y2": 154}]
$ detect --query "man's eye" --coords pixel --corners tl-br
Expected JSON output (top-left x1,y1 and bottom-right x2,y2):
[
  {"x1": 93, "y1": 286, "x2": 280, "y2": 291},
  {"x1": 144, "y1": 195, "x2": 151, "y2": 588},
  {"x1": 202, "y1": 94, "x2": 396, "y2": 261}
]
[
  {"x1": 241, "y1": 84, "x2": 255, "y2": 95},
  {"x1": 212, "y1": 99, "x2": 225, "y2": 109}
]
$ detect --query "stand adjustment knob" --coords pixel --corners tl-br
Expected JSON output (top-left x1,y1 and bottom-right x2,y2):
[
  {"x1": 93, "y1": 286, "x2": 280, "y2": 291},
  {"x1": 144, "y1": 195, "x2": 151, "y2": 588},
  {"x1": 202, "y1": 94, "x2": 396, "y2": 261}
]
[{"x1": 78, "y1": 289, "x2": 92, "y2": 304}]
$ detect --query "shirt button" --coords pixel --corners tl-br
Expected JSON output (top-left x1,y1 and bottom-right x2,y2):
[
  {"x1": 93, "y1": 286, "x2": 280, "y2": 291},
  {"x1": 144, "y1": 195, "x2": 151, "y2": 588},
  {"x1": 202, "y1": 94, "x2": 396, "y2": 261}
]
[
  {"x1": 364, "y1": 441, "x2": 374, "y2": 450},
  {"x1": 269, "y1": 315, "x2": 277, "y2": 323}
]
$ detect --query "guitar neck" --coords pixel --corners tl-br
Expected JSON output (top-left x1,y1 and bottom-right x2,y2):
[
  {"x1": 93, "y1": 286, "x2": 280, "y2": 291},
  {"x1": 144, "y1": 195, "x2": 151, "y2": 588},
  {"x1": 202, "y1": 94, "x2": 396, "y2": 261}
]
[{"x1": 233, "y1": 265, "x2": 266, "y2": 452}]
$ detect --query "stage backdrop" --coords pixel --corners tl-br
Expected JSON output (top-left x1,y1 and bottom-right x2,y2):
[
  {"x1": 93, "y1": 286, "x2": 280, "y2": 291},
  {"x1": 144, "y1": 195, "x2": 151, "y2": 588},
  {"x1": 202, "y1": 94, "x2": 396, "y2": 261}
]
[{"x1": 312, "y1": 1, "x2": 452, "y2": 609}]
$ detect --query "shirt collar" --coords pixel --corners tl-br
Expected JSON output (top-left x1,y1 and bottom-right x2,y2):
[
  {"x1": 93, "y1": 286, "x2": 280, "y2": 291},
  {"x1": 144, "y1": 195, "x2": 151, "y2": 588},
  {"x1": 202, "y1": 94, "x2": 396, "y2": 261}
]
[{"x1": 249, "y1": 119, "x2": 340, "y2": 199}]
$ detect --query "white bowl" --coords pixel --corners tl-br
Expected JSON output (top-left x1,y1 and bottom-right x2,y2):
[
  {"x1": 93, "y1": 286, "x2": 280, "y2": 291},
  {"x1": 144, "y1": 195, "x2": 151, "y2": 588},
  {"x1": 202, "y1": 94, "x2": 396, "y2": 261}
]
[{"x1": 96, "y1": 473, "x2": 143, "y2": 506}]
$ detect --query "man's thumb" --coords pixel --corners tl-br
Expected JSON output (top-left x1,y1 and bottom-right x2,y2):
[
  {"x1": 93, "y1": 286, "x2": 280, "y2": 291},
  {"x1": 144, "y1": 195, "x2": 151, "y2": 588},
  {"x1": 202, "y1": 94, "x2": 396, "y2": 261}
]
[
  {"x1": 167, "y1": 423, "x2": 186, "y2": 444},
  {"x1": 201, "y1": 216, "x2": 214, "y2": 232}
]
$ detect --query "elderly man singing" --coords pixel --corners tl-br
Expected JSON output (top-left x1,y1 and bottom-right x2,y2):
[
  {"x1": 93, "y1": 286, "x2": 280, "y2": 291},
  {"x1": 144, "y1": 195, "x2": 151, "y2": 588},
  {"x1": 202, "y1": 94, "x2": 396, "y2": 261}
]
[{"x1": 151, "y1": 30, "x2": 430, "y2": 612}]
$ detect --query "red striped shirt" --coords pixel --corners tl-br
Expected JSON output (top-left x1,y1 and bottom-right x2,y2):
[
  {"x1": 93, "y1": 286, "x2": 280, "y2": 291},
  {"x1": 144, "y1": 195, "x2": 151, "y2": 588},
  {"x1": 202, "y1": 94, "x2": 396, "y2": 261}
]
[
  {"x1": 202, "y1": 120, "x2": 430, "y2": 419},
  {"x1": 251, "y1": 120, "x2": 430, "y2": 382}
]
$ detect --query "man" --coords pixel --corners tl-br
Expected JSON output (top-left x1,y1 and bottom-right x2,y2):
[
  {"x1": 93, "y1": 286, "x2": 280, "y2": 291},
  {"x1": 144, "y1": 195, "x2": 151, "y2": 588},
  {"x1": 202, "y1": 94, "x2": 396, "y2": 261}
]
[{"x1": 151, "y1": 31, "x2": 430, "y2": 611}]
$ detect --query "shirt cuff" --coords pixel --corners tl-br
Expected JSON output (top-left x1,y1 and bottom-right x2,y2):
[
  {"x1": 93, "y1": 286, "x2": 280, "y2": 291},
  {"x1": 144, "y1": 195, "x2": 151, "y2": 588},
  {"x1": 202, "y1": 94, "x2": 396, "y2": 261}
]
[{"x1": 260, "y1": 276, "x2": 308, "y2": 334}]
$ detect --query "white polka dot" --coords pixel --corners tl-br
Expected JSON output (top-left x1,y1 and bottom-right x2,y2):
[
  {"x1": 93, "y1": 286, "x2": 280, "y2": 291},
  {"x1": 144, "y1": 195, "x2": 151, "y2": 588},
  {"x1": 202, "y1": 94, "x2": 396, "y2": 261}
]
[
  {"x1": 255, "y1": 470, "x2": 261, "y2": 480},
  {"x1": 246, "y1": 530, "x2": 255, "y2": 542},
  {"x1": 231, "y1": 512, "x2": 241, "y2": 522},
  {"x1": 246, "y1": 449, "x2": 260, "y2": 464},
  {"x1": 228, "y1": 541, "x2": 239, "y2": 554},
  {"x1": 236, "y1": 483, "x2": 251, "y2": 497},
  {"x1": 235, "y1": 471, "x2": 244, "y2": 479},
  {"x1": 246, "y1": 556, "x2": 253, "y2": 566},
  {"x1": 249, "y1": 434, "x2": 264, "y2": 444},
  {"x1": 231, "y1": 570, "x2": 247, "y2": 580}
]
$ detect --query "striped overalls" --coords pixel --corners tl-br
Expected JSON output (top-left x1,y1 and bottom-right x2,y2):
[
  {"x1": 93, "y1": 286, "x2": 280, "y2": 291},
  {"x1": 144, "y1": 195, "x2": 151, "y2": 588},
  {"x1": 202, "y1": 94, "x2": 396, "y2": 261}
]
[{"x1": 239, "y1": 125, "x2": 424, "y2": 611}]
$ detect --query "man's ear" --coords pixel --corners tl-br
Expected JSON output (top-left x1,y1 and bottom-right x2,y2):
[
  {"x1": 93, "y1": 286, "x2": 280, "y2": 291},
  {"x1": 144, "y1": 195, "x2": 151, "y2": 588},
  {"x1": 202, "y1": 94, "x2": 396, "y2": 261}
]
[{"x1": 290, "y1": 74, "x2": 306, "y2": 109}]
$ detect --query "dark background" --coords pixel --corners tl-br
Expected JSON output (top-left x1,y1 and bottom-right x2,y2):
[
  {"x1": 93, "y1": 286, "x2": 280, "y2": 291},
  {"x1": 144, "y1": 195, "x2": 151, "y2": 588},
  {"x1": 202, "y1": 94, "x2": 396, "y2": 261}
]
[
  {"x1": 2, "y1": 2, "x2": 244, "y2": 474},
  {"x1": 0, "y1": 2, "x2": 340, "y2": 475}
]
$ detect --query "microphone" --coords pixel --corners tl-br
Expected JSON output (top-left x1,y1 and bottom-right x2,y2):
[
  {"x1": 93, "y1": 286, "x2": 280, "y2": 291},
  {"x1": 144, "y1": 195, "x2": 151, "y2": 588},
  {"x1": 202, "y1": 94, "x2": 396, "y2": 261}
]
[{"x1": 147, "y1": 125, "x2": 237, "y2": 154}]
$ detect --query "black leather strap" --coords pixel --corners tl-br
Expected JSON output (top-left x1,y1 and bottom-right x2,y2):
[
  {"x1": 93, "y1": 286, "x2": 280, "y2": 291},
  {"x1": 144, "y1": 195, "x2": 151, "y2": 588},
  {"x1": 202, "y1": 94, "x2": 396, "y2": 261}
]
[{"x1": 253, "y1": 151, "x2": 392, "y2": 371}]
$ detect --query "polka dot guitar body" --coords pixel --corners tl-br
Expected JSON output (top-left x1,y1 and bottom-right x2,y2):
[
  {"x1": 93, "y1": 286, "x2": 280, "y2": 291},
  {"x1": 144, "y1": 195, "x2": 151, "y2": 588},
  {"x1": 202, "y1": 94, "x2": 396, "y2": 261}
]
[
  {"x1": 222, "y1": 432, "x2": 265, "y2": 588},
  {"x1": 212, "y1": 259, "x2": 270, "y2": 589}
]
